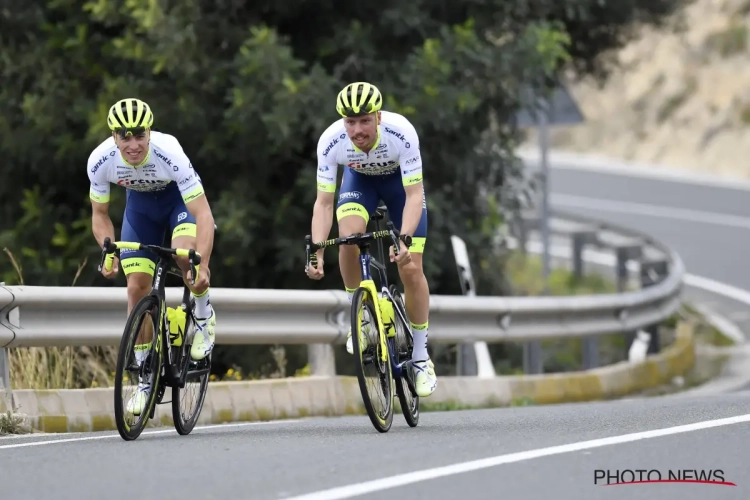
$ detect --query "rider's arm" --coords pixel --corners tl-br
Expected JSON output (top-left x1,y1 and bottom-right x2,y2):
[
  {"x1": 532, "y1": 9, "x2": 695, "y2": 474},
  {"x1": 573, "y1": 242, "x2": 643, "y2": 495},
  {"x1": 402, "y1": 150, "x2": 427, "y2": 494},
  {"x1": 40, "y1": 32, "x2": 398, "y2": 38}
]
[
  {"x1": 311, "y1": 191, "x2": 335, "y2": 259},
  {"x1": 397, "y1": 121, "x2": 424, "y2": 240},
  {"x1": 311, "y1": 133, "x2": 340, "y2": 257},
  {"x1": 169, "y1": 154, "x2": 214, "y2": 269},
  {"x1": 88, "y1": 155, "x2": 115, "y2": 247},
  {"x1": 91, "y1": 200, "x2": 115, "y2": 248},
  {"x1": 185, "y1": 194, "x2": 215, "y2": 269},
  {"x1": 400, "y1": 182, "x2": 424, "y2": 239}
]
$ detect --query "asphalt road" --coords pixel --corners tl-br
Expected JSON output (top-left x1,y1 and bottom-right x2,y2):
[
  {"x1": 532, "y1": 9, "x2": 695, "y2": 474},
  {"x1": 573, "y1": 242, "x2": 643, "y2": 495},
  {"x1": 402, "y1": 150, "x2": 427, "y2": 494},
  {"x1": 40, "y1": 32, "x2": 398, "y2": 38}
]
[
  {"x1": 1, "y1": 393, "x2": 749, "y2": 499},
  {"x1": 3, "y1": 154, "x2": 750, "y2": 499}
]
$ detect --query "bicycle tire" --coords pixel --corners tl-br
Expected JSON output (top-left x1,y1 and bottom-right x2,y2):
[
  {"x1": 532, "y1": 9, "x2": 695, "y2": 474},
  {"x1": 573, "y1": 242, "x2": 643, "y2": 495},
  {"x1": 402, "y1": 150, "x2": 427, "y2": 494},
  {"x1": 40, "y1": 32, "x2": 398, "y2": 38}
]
[
  {"x1": 172, "y1": 299, "x2": 210, "y2": 436},
  {"x1": 390, "y1": 284, "x2": 419, "y2": 427},
  {"x1": 114, "y1": 294, "x2": 163, "y2": 441},
  {"x1": 351, "y1": 286, "x2": 393, "y2": 433}
]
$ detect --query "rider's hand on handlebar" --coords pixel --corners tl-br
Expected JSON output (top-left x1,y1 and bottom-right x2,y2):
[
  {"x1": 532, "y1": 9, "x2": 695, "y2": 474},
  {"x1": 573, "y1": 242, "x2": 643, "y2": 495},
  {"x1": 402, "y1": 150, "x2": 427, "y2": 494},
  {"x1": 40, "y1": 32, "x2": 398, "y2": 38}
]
[
  {"x1": 390, "y1": 241, "x2": 411, "y2": 266},
  {"x1": 101, "y1": 255, "x2": 119, "y2": 279},
  {"x1": 306, "y1": 250, "x2": 325, "y2": 280}
]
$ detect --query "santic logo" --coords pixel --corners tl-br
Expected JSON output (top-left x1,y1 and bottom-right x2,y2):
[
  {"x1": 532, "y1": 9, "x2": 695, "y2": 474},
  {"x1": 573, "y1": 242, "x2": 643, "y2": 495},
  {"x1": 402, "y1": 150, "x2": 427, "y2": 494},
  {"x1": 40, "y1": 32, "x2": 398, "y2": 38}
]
[{"x1": 339, "y1": 191, "x2": 362, "y2": 201}]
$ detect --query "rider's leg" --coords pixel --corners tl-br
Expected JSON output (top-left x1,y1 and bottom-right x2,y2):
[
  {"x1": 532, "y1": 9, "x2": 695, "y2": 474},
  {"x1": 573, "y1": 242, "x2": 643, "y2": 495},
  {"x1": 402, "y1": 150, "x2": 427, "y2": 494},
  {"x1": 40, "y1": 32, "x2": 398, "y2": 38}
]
[
  {"x1": 336, "y1": 169, "x2": 378, "y2": 354},
  {"x1": 382, "y1": 180, "x2": 436, "y2": 397},
  {"x1": 169, "y1": 206, "x2": 215, "y2": 361},
  {"x1": 119, "y1": 205, "x2": 161, "y2": 415}
]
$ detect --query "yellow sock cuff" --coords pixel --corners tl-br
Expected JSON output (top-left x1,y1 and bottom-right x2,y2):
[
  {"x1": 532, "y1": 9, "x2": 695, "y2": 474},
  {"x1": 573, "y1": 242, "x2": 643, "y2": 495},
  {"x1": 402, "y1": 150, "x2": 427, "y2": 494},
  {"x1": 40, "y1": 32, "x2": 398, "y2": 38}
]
[
  {"x1": 410, "y1": 321, "x2": 428, "y2": 331},
  {"x1": 345, "y1": 287, "x2": 357, "y2": 294},
  {"x1": 193, "y1": 287, "x2": 210, "y2": 298}
]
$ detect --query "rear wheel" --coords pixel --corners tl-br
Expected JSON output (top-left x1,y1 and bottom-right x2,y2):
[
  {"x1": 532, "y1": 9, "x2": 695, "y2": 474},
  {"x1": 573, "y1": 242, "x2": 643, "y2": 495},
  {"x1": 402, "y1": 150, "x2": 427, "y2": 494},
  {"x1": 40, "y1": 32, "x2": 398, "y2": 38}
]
[
  {"x1": 351, "y1": 286, "x2": 393, "y2": 433},
  {"x1": 114, "y1": 294, "x2": 163, "y2": 441},
  {"x1": 172, "y1": 299, "x2": 211, "y2": 435},
  {"x1": 390, "y1": 285, "x2": 419, "y2": 427}
]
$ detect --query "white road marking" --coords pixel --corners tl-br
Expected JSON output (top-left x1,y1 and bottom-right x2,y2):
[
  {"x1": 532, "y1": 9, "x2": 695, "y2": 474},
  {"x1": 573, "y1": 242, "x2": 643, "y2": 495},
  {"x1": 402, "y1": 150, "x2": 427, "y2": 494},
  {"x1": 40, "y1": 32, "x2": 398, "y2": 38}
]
[
  {"x1": 691, "y1": 303, "x2": 747, "y2": 344},
  {"x1": 285, "y1": 413, "x2": 750, "y2": 500},
  {"x1": 0, "y1": 418, "x2": 305, "y2": 450},
  {"x1": 518, "y1": 148, "x2": 750, "y2": 192},
  {"x1": 551, "y1": 193, "x2": 750, "y2": 230}
]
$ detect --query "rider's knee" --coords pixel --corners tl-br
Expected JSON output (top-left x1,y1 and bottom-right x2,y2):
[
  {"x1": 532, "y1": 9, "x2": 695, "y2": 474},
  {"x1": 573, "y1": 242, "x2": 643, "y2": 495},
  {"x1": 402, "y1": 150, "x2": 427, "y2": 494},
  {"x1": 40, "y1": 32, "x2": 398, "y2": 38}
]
[
  {"x1": 338, "y1": 214, "x2": 366, "y2": 237},
  {"x1": 171, "y1": 235, "x2": 196, "y2": 271},
  {"x1": 126, "y1": 272, "x2": 152, "y2": 301},
  {"x1": 398, "y1": 261, "x2": 424, "y2": 284}
]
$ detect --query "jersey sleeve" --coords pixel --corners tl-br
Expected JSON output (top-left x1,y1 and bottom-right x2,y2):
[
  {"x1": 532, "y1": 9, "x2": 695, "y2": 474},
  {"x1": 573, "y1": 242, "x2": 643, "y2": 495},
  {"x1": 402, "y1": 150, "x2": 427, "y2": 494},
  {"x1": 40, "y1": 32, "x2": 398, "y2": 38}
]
[
  {"x1": 316, "y1": 133, "x2": 339, "y2": 193},
  {"x1": 397, "y1": 121, "x2": 422, "y2": 187},
  {"x1": 162, "y1": 147, "x2": 205, "y2": 204},
  {"x1": 87, "y1": 151, "x2": 113, "y2": 204}
]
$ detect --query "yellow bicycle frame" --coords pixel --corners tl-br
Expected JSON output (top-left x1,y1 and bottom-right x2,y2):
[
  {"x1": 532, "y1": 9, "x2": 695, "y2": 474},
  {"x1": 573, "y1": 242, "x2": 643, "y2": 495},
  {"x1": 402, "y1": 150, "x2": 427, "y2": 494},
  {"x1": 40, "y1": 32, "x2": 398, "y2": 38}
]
[{"x1": 358, "y1": 279, "x2": 391, "y2": 363}]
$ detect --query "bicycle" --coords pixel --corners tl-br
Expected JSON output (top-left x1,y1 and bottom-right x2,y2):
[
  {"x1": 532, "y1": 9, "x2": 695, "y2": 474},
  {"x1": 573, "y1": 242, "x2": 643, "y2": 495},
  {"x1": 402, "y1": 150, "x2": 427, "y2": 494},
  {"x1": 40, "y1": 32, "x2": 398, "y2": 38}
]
[
  {"x1": 305, "y1": 206, "x2": 419, "y2": 433},
  {"x1": 98, "y1": 237, "x2": 211, "y2": 441}
]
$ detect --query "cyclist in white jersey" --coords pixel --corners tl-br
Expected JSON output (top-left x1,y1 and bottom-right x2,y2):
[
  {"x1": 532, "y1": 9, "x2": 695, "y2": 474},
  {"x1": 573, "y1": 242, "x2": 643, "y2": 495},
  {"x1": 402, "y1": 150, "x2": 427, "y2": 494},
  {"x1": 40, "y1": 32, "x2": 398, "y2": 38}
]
[
  {"x1": 307, "y1": 82, "x2": 437, "y2": 398},
  {"x1": 87, "y1": 98, "x2": 217, "y2": 415}
]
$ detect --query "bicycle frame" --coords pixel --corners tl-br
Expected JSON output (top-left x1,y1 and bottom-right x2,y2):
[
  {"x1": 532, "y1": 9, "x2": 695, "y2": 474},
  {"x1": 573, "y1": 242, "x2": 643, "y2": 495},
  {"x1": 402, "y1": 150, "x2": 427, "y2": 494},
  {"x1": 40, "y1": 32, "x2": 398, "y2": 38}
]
[
  {"x1": 357, "y1": 227, "x2": 413, "y2": 379},
  {"x1": 99, "y1": 239, "x2": 207, "y2": 387},
  {"x1": 304, "y1": 217, "x2": 412, "y2": 377}
]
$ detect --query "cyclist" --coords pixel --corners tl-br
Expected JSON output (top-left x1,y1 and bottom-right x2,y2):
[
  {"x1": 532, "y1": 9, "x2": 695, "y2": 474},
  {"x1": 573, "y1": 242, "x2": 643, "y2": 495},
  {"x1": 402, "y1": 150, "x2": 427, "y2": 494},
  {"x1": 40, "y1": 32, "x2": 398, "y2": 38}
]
[
  {"x1": 306, "y1": 82, "x2": 437, "y2": 398},
  {"x1": 87, "y1": 98, "x2": 217, "y2": 415}
]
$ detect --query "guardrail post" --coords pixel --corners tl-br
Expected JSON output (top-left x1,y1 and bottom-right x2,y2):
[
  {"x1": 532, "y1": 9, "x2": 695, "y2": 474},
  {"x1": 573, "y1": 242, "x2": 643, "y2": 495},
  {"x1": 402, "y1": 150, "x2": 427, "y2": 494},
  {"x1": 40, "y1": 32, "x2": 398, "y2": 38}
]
[
  {"x1": 515, "y1": 214, "x2": 544, "y2": 374},
  {"x1": 0, "y1": 348, "x2": 10, "y2": 401},
  {"x1": 640, "y1": 259, "x2": 668, "y2": 355},
  {"x1": 571, "y1": 229, "x2": 600, "y2": 370},
  {"x1": 307, "y1": 344, "x2": 336, "y2": 376}
]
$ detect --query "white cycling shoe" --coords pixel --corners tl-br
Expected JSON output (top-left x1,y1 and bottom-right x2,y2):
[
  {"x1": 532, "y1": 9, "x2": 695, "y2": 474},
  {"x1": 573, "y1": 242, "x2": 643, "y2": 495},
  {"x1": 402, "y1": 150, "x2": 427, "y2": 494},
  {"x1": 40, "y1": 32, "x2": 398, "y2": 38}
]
[
  {"x1": 191, "y1": 309, "x2": 216, "y2": 361},
  {"x1": 126, "y1": 375, "x2": 152, "y2": 416}
]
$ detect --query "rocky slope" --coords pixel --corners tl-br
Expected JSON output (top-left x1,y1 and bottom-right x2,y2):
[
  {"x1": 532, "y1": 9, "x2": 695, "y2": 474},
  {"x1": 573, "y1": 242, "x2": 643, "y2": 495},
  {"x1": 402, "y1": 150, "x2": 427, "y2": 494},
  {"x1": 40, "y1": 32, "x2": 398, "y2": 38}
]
[{"x1": 522, "y1": 0, "x2": 750, "y2": 178}]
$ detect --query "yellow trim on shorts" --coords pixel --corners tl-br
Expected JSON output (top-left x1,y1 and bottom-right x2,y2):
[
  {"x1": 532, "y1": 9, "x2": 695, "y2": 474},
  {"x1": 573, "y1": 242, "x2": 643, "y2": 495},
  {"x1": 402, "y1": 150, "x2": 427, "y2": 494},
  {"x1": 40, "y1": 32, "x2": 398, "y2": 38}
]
[
  {"x1": 410, "y1": 237, "x2": 426, "y2": 254},
  {"x1": 121, "y1": 257, "x2": 156, "y2": 276},
  {"x1": 172, "y1": 223, "x2": 196, "y2": 239},
  {"x1": 336, "y1": 203, "x2": 369, "y2": 222}
]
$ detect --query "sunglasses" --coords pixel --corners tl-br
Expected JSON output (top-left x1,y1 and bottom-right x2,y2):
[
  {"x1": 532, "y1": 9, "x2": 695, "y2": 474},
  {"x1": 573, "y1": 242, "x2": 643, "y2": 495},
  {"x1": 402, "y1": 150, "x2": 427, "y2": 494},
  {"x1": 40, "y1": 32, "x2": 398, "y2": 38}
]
[{"x1": 114, "y1": 127, "x2": 147, "y2": 139}]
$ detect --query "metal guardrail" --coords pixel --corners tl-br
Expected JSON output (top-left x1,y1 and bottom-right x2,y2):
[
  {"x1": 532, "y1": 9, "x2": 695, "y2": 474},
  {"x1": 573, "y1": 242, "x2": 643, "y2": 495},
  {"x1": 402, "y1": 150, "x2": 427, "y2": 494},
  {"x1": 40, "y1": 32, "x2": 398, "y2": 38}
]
[{"x1": 0, "y1": 211, "x2": 685, "y2": 390}]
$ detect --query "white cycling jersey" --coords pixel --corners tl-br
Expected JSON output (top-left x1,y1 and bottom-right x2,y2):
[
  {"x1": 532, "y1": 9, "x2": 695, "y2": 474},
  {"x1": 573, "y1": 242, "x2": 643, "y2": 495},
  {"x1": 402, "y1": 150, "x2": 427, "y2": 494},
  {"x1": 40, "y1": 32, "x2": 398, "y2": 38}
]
[
  {"x1": 315, "y1": 110, "x2": 423, "y2": 193},
  {"x1": 87, "y1": 131, "x2": 204, "y2": 204}
]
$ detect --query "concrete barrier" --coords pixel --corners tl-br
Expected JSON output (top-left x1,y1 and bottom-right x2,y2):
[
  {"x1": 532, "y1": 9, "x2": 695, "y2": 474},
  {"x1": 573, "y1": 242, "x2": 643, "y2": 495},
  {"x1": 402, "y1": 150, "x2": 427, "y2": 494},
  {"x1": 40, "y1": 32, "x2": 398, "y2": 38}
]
[{"x1": 0, "y1": 322, "x2": 695, "y2": 434}]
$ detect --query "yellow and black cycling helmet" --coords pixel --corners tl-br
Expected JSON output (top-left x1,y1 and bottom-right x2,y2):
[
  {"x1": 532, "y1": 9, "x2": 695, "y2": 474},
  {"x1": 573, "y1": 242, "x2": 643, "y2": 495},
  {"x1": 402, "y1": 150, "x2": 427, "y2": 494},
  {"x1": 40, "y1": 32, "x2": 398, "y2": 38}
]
[
  {"x1": 107, "y1": 98, "x2": 154, "y2": 137},
  {"x1": 336, "y1": 82, "x2": 383, "y2": 118}
]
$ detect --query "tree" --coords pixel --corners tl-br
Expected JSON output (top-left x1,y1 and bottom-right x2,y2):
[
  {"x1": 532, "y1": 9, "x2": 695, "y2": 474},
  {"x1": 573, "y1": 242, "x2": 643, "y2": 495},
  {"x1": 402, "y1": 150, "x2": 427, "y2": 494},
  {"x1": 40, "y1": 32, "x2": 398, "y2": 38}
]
[{"x1": 0, "y1": 0, "x2": 682, "y2": 376}]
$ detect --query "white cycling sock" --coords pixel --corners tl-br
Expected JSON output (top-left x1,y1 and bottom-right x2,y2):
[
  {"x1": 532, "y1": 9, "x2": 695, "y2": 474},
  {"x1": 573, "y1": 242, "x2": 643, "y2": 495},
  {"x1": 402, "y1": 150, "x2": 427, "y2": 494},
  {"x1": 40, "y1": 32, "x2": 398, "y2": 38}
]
[
  {"x1": 194, "y1": 289, "x2": 212, "y2": 319},
  {"x1": 411, "y1": 322, "x2": 429, "y2": 362}
]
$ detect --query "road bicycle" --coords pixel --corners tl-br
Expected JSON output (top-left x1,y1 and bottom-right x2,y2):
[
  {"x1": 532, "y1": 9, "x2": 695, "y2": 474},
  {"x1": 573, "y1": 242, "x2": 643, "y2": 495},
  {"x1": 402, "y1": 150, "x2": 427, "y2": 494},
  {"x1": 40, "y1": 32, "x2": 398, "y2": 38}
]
[
  {"x1": 98, "y1": 237, "x2": 211, "y2": 441},
  {"x1": 305, "y1": 206, "x2": 419, "y2": 433}
]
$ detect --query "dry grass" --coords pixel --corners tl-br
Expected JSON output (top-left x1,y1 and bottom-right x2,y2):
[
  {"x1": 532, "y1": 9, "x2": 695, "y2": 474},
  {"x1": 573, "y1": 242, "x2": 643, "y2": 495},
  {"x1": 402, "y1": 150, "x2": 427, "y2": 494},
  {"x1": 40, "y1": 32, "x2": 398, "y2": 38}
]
[{"x1": 3, "y1": 248, "x2": 118, "y2": 390}]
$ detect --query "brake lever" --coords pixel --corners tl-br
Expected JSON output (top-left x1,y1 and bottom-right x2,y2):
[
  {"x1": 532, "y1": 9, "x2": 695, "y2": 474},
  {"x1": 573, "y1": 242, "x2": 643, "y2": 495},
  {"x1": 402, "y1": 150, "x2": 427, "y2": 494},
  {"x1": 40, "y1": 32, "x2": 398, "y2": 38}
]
[
  {"x1": 304, "y1": 235, "x2": 317, "y2": 273},
  {"x1": 386, "y1": 221, "x2": 400, "y2": 256},
  {"x1": 98, "y1": 237, "x2": 116, "y2": 272},
  {"x1": 188, "y1": 249, "x2": 200, "y2": 286}
]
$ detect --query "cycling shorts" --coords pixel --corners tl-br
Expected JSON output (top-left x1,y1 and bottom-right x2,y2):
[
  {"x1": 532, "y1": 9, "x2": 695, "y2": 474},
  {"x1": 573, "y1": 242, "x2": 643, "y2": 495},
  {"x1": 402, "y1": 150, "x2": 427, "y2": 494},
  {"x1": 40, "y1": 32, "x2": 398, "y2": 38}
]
[
  {"x1": 335, "y1": 168, "x2": 427, "y2": 253},
  {"x1": 119, "y1": 183, "x2": 197, "y2": 276}
]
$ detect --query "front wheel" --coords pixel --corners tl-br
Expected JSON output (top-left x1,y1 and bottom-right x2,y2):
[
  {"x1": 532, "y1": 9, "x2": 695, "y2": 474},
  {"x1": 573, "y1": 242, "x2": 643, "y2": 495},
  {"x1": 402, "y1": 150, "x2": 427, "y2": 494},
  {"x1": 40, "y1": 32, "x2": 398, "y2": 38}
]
[
  {"x1": 172, "y1": 300, "x2": 210, "y2": 435},
  {"x1": 351, "y1": 286, "x2": 393, "y2": 433},
  {"x1": 114, "y1": 294, "x2": 163, "y2": 441},
  {"x1": 390, "y1": 284, "x2": 419, "y2": 427}
]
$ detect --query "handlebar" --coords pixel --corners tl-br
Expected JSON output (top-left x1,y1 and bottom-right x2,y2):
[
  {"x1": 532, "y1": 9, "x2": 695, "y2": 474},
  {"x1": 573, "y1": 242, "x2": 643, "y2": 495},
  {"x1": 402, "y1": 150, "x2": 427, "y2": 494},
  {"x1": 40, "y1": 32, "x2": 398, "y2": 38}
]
[
  {"x1": 304, "y1": 221, "x2": 401, "y2": 273},
  {"x1": 98, "y1": 237, "x2": 202, "y2": 285}
]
